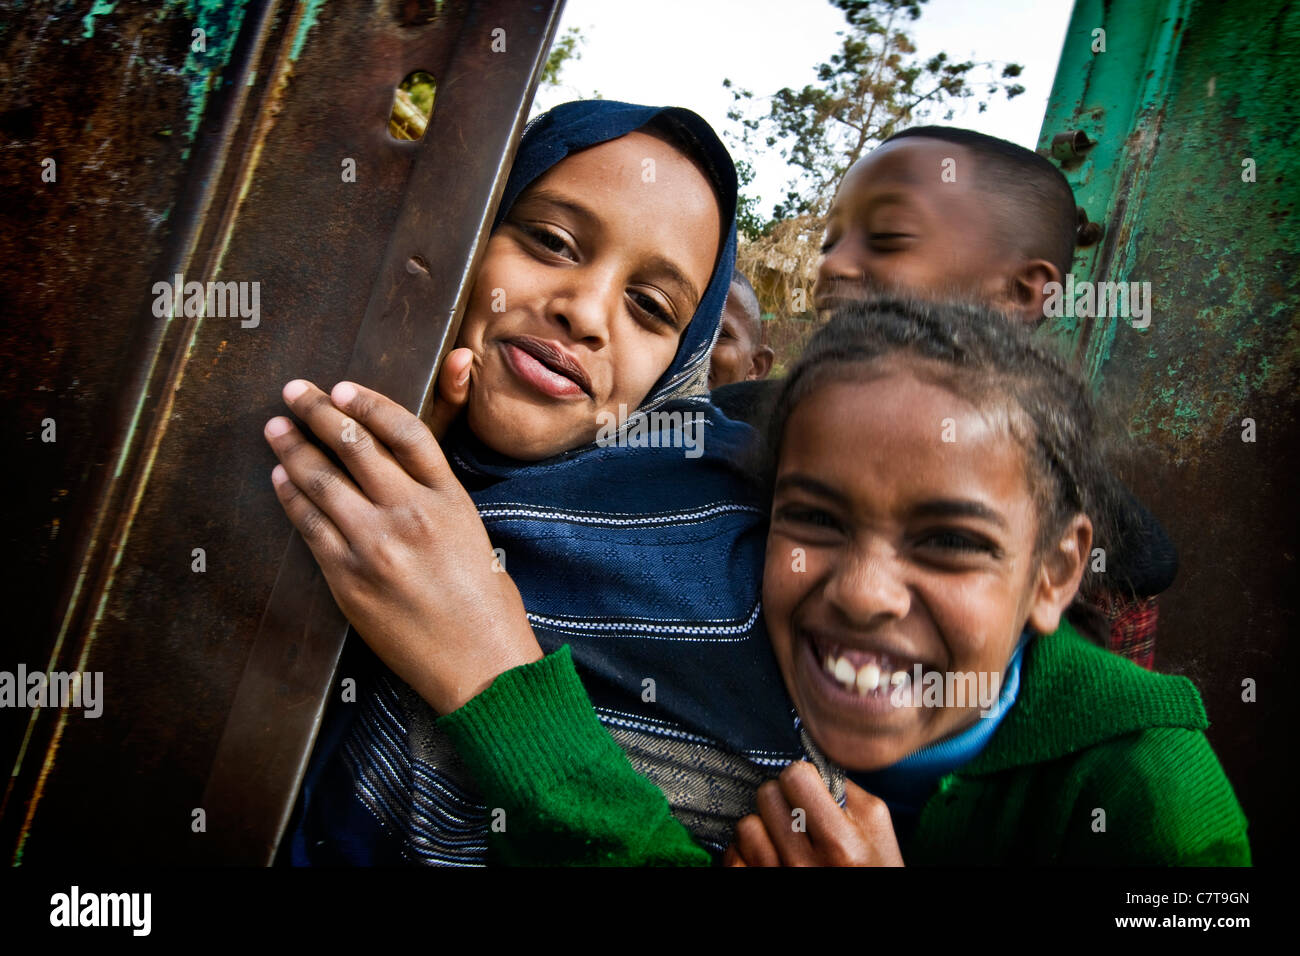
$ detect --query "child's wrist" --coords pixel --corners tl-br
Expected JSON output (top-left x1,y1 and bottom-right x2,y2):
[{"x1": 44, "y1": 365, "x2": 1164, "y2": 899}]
[{"x1": 431, "y1": 641, "x2": 545, "y2": 714}]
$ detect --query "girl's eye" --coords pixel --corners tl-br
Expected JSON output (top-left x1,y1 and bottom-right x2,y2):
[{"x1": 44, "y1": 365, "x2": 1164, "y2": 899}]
[
  {"x1": 919, "y1": 530, "x2": 997, "y2": 555},
  {"x1": 523, "y1": 225, "x2": 574, "y2": 258},
  {"x1": 776, "y1": 505, "x2": 842, "y2": 532},
  {"x1": 628, "y1": 289, "x2": 676, "y2": 328},
  {"x1": 819, "y1": 235, "x2": 839, "y2": 254}
]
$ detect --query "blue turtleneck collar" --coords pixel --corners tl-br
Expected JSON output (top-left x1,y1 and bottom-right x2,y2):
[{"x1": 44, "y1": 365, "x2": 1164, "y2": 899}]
[{"x1": 846, "y1": 633, "x2": 1030, "y2": 838}]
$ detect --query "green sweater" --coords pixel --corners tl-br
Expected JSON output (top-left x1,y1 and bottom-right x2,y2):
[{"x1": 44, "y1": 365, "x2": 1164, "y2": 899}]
[
  {"x1": 438, "y1": 644, "x2": 712, "y2": 866},
  {"x1": 438, "y1": 624, "x2": 1250, "y2": 866},
  {"x1": 906, "y1": 620, "x2": 1250, "y2": 865}
]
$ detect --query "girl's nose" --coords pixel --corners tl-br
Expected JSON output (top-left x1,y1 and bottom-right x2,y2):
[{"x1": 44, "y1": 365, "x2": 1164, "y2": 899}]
[
  {"x1": 823, "y1": 544, "x2": 910, "y2": 627},
  {"x1": 550, "y1": 268, "x2": 619, "y2": 345}
]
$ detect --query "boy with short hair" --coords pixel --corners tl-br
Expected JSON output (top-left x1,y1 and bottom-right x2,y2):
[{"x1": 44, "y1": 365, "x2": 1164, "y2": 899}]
[
  {"x1": 708, "y1": 271, "x2": 774, "y2": 388},
  {"x1": 713, "y1": 126, "x2": 1176, "y2": 668},
  {"x1": 814, "y1": 126, "x2": 1076, "y2": 324}
]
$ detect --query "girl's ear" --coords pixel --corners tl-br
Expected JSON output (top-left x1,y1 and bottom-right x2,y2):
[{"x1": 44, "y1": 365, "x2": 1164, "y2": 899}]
[{"x1": 1026, "y1": 513, "x2": 1092, "y2": 635}]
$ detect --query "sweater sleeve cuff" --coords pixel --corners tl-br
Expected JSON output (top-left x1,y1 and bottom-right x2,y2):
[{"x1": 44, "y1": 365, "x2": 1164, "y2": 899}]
[{"x1": 435, "y1": 645, "x2": 626, "y2": 799}]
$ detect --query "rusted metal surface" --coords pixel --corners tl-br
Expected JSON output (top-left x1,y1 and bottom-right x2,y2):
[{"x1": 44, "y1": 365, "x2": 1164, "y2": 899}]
[
  {"x1": 1, "y1": 0, "x2": 563, "y2": 863},
  {"x1": 1038, "y1": 0, "x2": 1298, "y2": 862}
]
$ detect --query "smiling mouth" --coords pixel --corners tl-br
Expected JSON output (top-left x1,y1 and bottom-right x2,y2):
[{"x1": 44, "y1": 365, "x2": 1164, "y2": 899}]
[
  {"x1": 812, "y1": 279, "x2": 893, "y2": 314},
  {"x1": 501, "y1": 336, "x2": 593, "y2": 398},
  {"x1": 805, "y1": 630, "x2": 929, "y2": 700},
  {"x1": 813, "y1": 295, "x2": 855, "y2": 314}
]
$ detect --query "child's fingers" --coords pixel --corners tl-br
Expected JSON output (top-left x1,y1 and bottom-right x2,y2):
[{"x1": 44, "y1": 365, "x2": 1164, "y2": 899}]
[
  {"x1": 843, "y1": 779, "x2": 891, "y2": 828},
  {"x1": 754, "y1": 777, "x2": 816, "y2": 866},
  {"x1": 264, "y1": 415, "x2": 372, "y2": 541},
  {"x1": 729, "y1": 814, "x2": 780, "y2": 867},
  {"x1": 843, "y1": 781, "x2": 905, "y2": 866},
  {"x1": 280, "y1": 379, "x2": 409, "y2": 507},
  {"x1": 775, "y1": 761, "x2": 863, "y2": 860},
  {"x1": 270, "y1": 463, "x2": 347, "y2": 560},
  {"x1": 425, "y1": 348, "x2": 474, "y2": 441},
  {"x1": 327, "y1": 379, "x2": 451, "y2": 492}
]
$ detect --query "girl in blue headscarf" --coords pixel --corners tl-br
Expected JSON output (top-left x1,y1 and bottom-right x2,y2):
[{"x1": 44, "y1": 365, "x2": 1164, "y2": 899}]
[{"x1": 267, "y1": 101, "x2": 830, "y2": 865}]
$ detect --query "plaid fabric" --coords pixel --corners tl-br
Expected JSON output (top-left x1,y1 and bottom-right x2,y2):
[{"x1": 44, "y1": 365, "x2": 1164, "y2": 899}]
[{"x1": 1095, "y1": 593, "x2": 1159, "y2": 670}]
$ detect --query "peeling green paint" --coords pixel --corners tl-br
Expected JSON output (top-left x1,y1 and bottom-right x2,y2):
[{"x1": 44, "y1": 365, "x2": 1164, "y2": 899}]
[
  {"x1": 290, "y1": 0, "x2": 328, "y2": 62},
  {"x1": 182, "y1": 0, "x2": 251, "y2": 147},
  {"x1": 82, "y1": 1, "x2": 118, "y2": 39},
  {"x1": 140, "y1": 0, "x2": 252, "y2": 154},
  {"x1": 1041, "y1": 0, "x2": 1299, "y2": 463}
]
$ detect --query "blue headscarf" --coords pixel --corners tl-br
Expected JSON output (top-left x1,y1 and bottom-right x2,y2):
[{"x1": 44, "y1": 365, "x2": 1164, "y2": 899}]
[
  {"x1": 444, "y1": 100, "x2": 795, "y2": 750},
  {"x1": 294, "y1": 102, "x2": 806, "y2": 866}
]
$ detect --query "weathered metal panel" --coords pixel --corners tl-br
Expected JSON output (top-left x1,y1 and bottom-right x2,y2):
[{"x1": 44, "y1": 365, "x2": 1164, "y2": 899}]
[
  {"x1": 1038, "y1": 0, "x2": 1298, "y2": 863},
  {"x1": 1, "y1": 0, "x2": 563, "y2": 863}
]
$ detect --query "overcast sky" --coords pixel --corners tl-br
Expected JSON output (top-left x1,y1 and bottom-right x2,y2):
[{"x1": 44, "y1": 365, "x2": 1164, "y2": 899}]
[{"x1": 531, "y1": 0, "x2": 1076, "y2": 217}]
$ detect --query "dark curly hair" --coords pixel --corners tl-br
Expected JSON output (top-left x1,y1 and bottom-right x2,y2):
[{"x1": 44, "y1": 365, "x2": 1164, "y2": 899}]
[{"x1": 761, "y1": 297, "x2": 1120, "y2": 602}]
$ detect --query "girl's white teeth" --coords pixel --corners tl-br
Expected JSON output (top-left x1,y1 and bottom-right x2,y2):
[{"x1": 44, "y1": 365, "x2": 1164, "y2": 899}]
[
  {"x1": 856, "y1": 662, "x2": 881, "y2": 694},
  {"x1": 822, "y1": 652, "x2": 910, "y2": 698}
]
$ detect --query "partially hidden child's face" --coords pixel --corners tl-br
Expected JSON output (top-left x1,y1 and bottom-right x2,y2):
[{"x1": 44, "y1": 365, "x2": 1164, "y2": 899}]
[
  {"x1": 456, "y1": 131, "x2": 721, "y2": 460},
  {"x1": 763, "y1": 365, "x2": 1050, "y2": 771},
  {"x1": 814, "y1": 139, "x2": 1012, "y2": 316},
  {"x1": 707, "y1": 288, "x2": 761, "y2": 388}
]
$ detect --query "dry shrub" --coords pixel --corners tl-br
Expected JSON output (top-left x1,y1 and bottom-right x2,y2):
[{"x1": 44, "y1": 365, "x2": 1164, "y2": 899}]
[{"x1": 735, "y1": 214, "x2": 827, "y2": 376}]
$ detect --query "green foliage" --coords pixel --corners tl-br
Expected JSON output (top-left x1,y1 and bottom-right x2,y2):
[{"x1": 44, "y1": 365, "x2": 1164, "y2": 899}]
[
  {"x1": 542, "y1": 26, "x2": 585, "y2": 88},
  {"x1": 725, "y1": 0, "x2": 1025, "y2": 224},
  {"x1": 403, "y1": 72, "x2": 437, "y2": 116},
  {"x1": 733, "y1": 159, "x2": 769, "y2": 240}
]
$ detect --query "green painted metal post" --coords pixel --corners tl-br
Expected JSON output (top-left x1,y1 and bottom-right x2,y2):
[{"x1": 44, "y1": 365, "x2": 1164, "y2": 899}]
[{"x1": 1038, "y1": 0, "x2": 1299, "y2": 863}]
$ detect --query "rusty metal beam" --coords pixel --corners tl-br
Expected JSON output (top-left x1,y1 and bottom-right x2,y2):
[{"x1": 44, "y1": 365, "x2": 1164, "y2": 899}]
[
  {"x1": 200, "y1": 1, "x2": 566, "y2": 866},
  {"x1": 1, "y1": 0, "x2": 563, "y2": 864}
]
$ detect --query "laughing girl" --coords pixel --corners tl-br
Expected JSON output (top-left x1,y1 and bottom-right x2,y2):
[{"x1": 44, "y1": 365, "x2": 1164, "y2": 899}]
[{"x1": 725, "y1": 298, "x2": 1250, "y2": 865}]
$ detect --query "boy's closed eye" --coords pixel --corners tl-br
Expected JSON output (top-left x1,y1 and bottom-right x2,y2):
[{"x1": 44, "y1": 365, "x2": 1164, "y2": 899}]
[
  {"x1": 819, "y1": 227, "x2": 841, "y2": 255},
  {"x1": 867, "y1": 232, "x2": 915, "y2": 251},
  {"x1": 821, "y1": 193, "x2": 921, "y2": 254},
  {"x1": 820, "y1": 229, "x2": 917, "y2": 254}
]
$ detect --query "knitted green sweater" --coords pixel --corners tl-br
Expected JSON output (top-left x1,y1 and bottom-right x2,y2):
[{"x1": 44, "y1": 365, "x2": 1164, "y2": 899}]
[
  {"x1": 438, "y1": 644, "x2": 711, "y2": 866},
  {"x1": 907, "y1": 620, "x2": 1250, "y2": 864},
  {"x1": 438, "y1": 624, "x2": 1250, "y2": 866}
]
